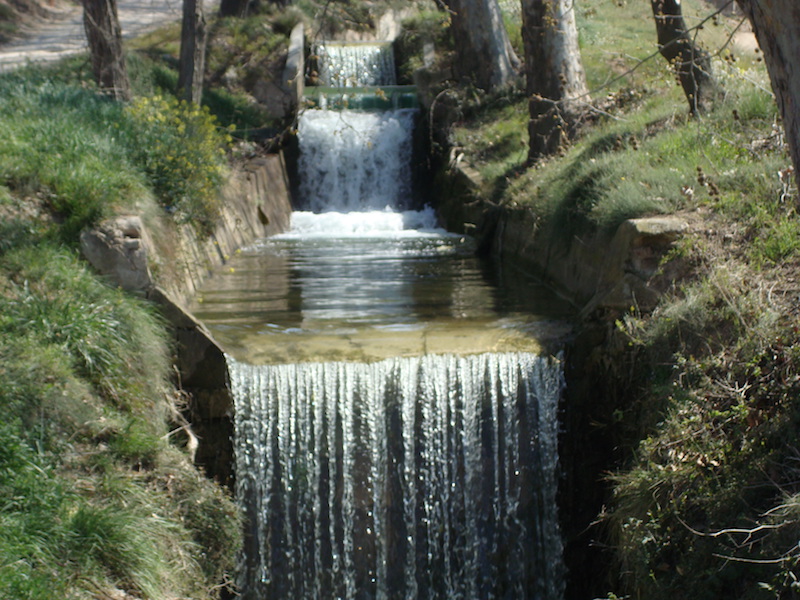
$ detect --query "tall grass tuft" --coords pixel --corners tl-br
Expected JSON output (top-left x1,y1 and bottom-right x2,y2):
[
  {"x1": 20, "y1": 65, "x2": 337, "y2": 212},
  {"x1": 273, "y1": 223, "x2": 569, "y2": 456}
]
[
  {"x1": 0, "y1": 76, "x2": 151, "y2": 240},
  {"x1": 0, "y1": 245, "x2": 170, "y2": 413},
  {"x1": 0, "y1": 243, "x2": 241, "y2": 599}
]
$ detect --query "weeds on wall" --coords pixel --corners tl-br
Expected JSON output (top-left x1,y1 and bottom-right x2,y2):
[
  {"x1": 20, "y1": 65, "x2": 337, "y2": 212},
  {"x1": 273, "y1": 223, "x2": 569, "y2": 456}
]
[{"x1": 607, "y1": 261, "x2": 800, "y2": 599}]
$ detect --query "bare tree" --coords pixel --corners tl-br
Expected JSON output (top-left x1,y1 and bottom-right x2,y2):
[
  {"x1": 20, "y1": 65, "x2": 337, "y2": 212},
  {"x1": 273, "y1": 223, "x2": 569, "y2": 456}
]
[
  {"x1": 651, "y1": 0, "x2": 716, "y2": 114},
  {"x1": 82, "y1": 0, "x2": 130, "y2": 101},
  {"x1": 443, "y1": 0, "x2": 520, "y2": 91},
  {"x1": 178, "y1": 0, "x2": 207, "y2": 104},
  {"x1": 521, "y1": 0, "x2": 589, "y2": 161},
  {"x1": 735, "y1": 0, "x2": 800, "y2": 190}
]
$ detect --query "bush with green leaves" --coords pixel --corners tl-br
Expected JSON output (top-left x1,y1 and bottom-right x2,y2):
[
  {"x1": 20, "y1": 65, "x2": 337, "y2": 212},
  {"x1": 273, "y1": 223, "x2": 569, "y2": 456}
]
[{"x1": 125, "y1": 95, "x2": 233, "y2": 234}]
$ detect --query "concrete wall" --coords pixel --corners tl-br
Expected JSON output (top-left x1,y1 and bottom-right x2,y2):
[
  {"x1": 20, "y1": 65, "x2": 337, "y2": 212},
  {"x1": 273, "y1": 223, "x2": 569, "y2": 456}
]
[
  {"x1": 156, "y1": 154, "x2": 292, "y2": 305},
  {"x1": 81, "y1": 153, "x2": 294, "y2": 484},
  {"x1": 435, "y1": 159, "x2": 688, "y2": 318}
]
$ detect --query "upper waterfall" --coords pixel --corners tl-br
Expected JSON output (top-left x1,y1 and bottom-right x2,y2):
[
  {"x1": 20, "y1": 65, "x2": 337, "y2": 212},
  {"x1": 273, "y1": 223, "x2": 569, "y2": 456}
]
[
  {"x1": 297, "y1": 108, "x2": 416, "y2": 212},
  {"x1": 299, "y1": 39, "x2": 417, "y2": 213},
  {"x1": 315, "y1": 41, "x2": 397, "y2": 87}
]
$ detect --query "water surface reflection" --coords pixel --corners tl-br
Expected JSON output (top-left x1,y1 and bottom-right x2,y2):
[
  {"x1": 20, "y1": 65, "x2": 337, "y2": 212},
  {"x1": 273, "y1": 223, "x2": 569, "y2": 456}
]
[{"x1": 189, "y1": 211, "x2": 573, "y2": 363}]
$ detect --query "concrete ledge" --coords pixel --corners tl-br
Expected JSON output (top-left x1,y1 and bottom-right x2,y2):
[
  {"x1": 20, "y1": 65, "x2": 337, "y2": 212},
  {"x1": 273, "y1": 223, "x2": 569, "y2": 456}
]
[{"x1": 435, "y1": 163, "x2": 688, "y2": 317}]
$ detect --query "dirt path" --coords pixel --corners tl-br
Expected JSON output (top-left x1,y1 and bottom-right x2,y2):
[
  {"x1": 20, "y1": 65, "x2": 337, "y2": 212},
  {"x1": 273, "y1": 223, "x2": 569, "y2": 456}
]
[{"x1": 0, "y1": 0, "x2": 192, "y2": 73}]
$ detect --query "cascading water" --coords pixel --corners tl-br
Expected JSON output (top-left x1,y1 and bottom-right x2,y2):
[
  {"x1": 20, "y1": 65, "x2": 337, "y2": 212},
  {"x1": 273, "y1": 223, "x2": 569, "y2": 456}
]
[
  {"x1": 297, "y1": 109, "x2": 416, "y2": 212},
  {"x1": 199, "y1": 40, "x2": 569, "y2": 600},
  {"x1": 316, "y1": 41, "x2": 397, "y2": 87},
  {"x1": 231, "y1": 353, "x2": 565, "y2": 600}
]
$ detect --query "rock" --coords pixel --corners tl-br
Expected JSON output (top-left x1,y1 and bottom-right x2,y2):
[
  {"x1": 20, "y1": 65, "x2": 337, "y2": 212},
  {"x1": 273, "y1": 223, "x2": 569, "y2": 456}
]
[
  {"x1": 584, "y1": 216, "x2": 688, "y2": 315},
  {"x1": 79, "y1": 215, "x2": 154, "y2": 293}
]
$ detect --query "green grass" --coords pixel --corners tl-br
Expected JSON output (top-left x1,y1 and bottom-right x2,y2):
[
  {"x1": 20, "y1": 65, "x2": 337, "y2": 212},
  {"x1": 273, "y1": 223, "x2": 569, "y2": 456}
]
[
  {"x1": 0, "y1": 8, "x2": 308, "y2": 593},
  {"x1": 0, "y1": 243, "x2": 241, "y2": 599},
  {"x1": 452, "y1": 29, "x2": 781, "y2": 245},
  {"x1": 0, "y1": 75, "x2": 149, "y2": 240},
  {"x1": 607, "y1": 264, "x2": 800, "y2": 599},
  {"x1": 0, "y1": 40, "x2": 245, "y2": 600},
  {"x1": 0, "y1": 245, "x2": 169, "y2": 409},
  {"x1": 0, "y1": 65, "x2": 237, "y2": 239}
]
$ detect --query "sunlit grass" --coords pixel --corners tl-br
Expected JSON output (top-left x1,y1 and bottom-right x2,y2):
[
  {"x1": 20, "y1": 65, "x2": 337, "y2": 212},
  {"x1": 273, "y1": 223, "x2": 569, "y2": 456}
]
[
  {"x1": 450, "y1": 16, "x2": 782, "y2": 254},
  {"x1": 0, "y1": 243, "x2": 241, "y2": 599}
]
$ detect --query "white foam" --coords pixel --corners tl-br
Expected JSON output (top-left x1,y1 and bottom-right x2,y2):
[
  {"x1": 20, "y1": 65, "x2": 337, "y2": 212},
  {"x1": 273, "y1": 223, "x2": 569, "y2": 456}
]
[
  {"x1": 276, "y1": 206, "x2": 450, "y2": 240},
  {"x1": 297, "y1": 109, "x2": 417, "y2": 212}
]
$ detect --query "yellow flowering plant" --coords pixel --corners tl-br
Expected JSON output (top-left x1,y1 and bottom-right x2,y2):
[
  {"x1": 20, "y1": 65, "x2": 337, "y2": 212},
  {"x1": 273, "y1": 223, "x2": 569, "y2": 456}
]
[{"x1": 125, "y1": 95, "x2": 233, "y2": 235}]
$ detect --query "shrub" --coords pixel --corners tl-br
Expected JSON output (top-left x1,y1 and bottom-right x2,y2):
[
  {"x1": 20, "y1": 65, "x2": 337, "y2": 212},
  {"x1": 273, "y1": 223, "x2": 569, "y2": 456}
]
[{"x1": 125, "y1": 95, "x2": 233, "y2": 235}]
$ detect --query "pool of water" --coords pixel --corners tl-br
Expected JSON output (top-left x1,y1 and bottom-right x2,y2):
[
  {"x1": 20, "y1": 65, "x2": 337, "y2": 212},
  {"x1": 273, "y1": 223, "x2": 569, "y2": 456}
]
[{"x1": 189, "y1": 210, "x2": 574, "y2": 364}]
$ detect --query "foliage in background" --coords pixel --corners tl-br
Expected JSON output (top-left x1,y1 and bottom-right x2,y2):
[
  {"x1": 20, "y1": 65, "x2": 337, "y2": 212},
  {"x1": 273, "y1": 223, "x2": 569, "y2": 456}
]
[{"x1": 395, "y1": 9, "x2": 452, "y2": 84}]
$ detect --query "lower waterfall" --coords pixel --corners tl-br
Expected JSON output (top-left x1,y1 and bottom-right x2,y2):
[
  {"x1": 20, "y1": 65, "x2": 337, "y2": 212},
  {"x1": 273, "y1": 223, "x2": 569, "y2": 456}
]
[{"x1": 229, "y1": 351, "x2": 565, "y2": 600}]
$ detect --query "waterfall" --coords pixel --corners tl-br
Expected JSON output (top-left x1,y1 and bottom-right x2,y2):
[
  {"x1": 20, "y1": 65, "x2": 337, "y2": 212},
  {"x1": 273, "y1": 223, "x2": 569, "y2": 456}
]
[
  {"x1": 297, "y1": 108, "x2": 417, "y2": 212},
  {"x1": 299, "y1": 40, "x2": 415, "y2": 213},
  {"x1": 223, "y1": 36, "x2": 568, "y2": 600},
  {"x1": 316, "y1": 42, "x2": 397, "y2": 87},
  {"x1": 231, "y1": 352, "x2": 565, "y2": 600}
]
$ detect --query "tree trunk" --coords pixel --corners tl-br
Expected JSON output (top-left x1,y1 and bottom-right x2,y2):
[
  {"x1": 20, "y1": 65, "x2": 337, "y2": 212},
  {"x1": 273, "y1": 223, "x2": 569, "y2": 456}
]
[
  {"x1": 443, "y1": 0, "x2": 520, "y2": 91},
  {"x1": 82, "y1": 0, "x2": 130, "y2": 101},
  {"x1": 521, "y1": 0, "x2": 589, "y2": 161},
  {"x1": 178, "y1": 0, "x2": 207, "y2": 105},
  {"x1": 735, "y1": 0, "x2": 800, "y2": 190},
  {"x1": 651, "y1": 0, "x2": 715, "y2": 114}
]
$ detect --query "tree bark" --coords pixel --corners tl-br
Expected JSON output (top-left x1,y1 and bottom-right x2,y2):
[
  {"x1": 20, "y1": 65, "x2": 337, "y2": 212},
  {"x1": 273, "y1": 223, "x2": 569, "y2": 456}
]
[
  {"x1": 443, "y1": 0, "x2": 520, "y2": 91},
  {"x1": 735, "y1": 0, "x2": 800, "y2": 190},
  {"x1": 82, "y1": 0, "x2": 130, "y2": 101},
  {"x1": 178, "y1": 0, "x2": 207, "y2": 105},
  {"x1": 651, "y1": 0, "x2": 715, "y2": 114},
  {"x1": 522, "y1": 0, "x2": 589, "y2": 161}
]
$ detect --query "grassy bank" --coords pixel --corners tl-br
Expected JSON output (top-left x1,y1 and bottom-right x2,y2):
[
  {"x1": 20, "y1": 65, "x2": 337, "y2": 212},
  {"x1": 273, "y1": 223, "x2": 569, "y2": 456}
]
[
  {"x1": 433, "y1": 1, "x2": 800, "y2": 597},
  {"x1": 0, "y1": 211, "x2": 242, "y2": 597},
  {"x1": 0, "y1": 34, "x2": 253, "y2": 600}
]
